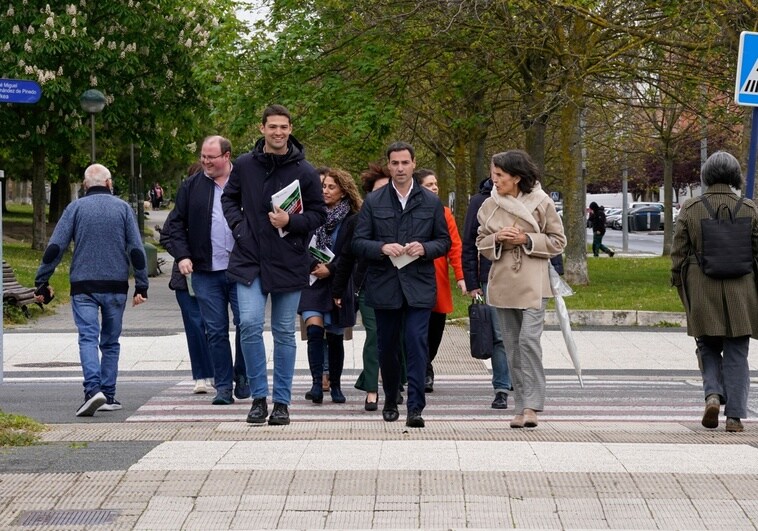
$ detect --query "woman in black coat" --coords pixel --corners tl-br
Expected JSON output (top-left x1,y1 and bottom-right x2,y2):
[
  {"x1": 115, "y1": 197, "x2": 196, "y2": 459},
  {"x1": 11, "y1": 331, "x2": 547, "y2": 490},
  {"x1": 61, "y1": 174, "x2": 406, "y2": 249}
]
[{"x1": 298, "y1": 168, "x2": 363, "y2": 404}]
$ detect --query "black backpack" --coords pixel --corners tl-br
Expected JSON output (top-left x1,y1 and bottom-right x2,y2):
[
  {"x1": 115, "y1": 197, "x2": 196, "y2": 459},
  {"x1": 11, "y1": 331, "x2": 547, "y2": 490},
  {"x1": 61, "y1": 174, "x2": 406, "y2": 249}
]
[{"x1": 697, "y1": 195, "x2": 754, "y2": 279}]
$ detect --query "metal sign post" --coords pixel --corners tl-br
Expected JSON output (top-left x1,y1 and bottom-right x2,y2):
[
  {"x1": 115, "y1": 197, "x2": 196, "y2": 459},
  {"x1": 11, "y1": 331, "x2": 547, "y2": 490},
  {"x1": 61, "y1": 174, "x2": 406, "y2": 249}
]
[
  {"x1": 735, "y1": 31, "x2": 758, "y2": 198},
  {"x1": 0, "y1": 79, "x2": 42, "y2": 383}
]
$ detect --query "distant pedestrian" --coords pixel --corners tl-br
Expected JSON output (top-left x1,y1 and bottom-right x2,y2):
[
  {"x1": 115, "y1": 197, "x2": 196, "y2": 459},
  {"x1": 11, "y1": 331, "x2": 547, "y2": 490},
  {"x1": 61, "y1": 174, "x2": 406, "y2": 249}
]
[
  {"x1": 352, "y1": 141, "x2": 451, "y2": 428},
  {"x1": 34, "y1": 164, "x2": 148, "y2": 417},
  {"x1": 476, "y1": 150, "x2": 566, "y2": 429},
  {"x1": 222, "y1": 104, "x2": 326, "y2": 426},
  {"x1": 588, "y1": 202, "x2": 614, "y2": 257},
  {"x1": 149, "y1": 182, "x2": 164, "y2": 211},
  {"x1": 462, "y1": 176, "x2": 512, "y2": 410},
  {"x1": 415, "y1": 169, "x2": 466, "y2": 393},
  {"x1": 671, "y1": 151, "x2": 758, "y2": 433},
  {"x1": 163, "y1": 135, "x2": 250, "y2": 406}
]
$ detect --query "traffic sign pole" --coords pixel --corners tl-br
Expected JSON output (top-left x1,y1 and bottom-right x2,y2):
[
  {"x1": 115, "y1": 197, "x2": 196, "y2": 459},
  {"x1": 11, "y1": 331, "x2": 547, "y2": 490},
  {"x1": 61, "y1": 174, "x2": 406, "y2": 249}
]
[{"x1": 747, "y1": 108, "x2": 758, "y2": 199}]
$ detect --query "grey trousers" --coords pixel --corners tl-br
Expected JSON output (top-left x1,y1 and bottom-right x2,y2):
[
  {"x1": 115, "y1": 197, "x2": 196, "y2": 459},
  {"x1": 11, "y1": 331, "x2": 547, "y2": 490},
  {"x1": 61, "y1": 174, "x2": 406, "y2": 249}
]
[
  {"x1": 698, "y1": 335, "x2": 750, "y2": 419},
  {"x1": 497, "y1": 300, "x2": 546, "y2": 413}
]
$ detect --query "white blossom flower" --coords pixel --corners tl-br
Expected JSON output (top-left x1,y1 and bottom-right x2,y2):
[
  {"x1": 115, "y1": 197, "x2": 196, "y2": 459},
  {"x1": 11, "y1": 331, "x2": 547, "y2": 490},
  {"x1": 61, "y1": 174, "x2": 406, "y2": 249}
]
[
  {"x1": 128, "y1": 0, "x2": 133, "y2": 6},
  {"x1": 108, "y1": 40, "x2": 116, "y2": 50},
  {"x1": 3, "y1": 42, "x2": 9, "y2": 52},
  {"x1": 185, "y1": 142, "x2": 197, "y2": 153},
  {"x1": 49, "y1": 102, "x2": 54, "y2": 111},
  {"x1": 94, "y1": 36, "x2": 104, "y2": 48},
  {"x1": 171, "y1": 128, "x2": 177, "y2": 137},
  {"x1": 126, "y1": 83, "x2": 133, "y2": 94},
  {"x1": 80, "y1": 0, "x2": 85, "y2": 6},
  {"x1": 12, "y1": 25, "x2": 19, "y2": 34},
  {"x1": 105, "y1": 94, "x2": 114, "y2": 104},
  {"x1": 66, "y1": 4, "x2": 76, "y2": 15},
  {"x1": 18, "y1": 58, "x2": 25, "y2": 66},
  {"x1": 184, "y1": 38, "x2": 192, "y2": 47},
  {"x1": 90, "y1": 75, "x2": 97, "y2": 86},
  {"x1": 71, "y1": 17, "x2": 77, "y2": 27},
  {"x1": 71, "y1": 28, "x2": 76, "y2": 37},
  {"x1": 166, "y1": 69, "x2": 173, "y2": 80},
  {"x1": 44, "y1": 4, "x2": 51, "y2": 14},
  {"x1": 162, "y1": 54, "x2": 168, "y2": 64},
  {"x1": 24, "y1": 65, "x2": 33, "y2": 74},
  {"x1": 52, "y1": 31, "x2": 57, "y2": 40},
  {"x1": 27, "y1": 25, "x2": 34, "y2": 34},
  {"x1": 46, "y1": 16, "x2": 54, "y2": 26},
  {"x1": 44, "y1": 30, "x2": 49, "y2": 39},
  {"x1": 24, "y1": 41, "x2": 32, "y2": 52},
  {"x1": 57, "y1": 66, "x2": 62, "y2": 75},
  {"x1": 7, "y1": 5, "x2": 14, "y2": 16}
]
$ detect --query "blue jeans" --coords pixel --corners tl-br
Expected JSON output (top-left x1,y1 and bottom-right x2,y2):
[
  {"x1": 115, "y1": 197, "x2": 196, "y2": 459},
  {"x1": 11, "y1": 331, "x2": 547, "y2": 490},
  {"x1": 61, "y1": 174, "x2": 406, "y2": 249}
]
[
  {"x1": 71, "y1": 292, "x2": 127, "y2": 398},
  {"x1": 191, "y1": 270, "x2": 239, "y2": 393},
  {"x1": 375, "y1": 304, "x2": 430, "y2": 414},
  {"x1": 483, "y1": 283, "x2": 511, "y2": 393},
  {"x1": 237, "y1": 277, "x2": 301, "y2": 405},
  {"x1": 175, "y1": 290, "x2": 213, "y2": 380}
]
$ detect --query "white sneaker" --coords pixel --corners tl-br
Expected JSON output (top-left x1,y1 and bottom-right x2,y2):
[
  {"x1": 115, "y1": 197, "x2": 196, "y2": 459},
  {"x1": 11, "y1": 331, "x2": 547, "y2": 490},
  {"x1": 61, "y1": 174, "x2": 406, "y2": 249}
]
[
  {"x1": 97, "y1": 397, "x2": 122, "y2": 411},
  {"x1": 193, "y1": 379, "x2": 208, "y2": 394}
]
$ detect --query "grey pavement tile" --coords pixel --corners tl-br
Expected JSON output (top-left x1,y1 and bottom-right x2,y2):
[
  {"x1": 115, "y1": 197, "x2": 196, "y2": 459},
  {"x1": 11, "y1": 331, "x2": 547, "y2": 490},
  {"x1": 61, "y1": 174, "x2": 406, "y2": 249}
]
[
  {"x1": 134, "y1": 509, "x2": 191, "y2": 530},
  {"x1": 199, "y1": 469, "x2": 251, "y2": 496},
  {"x1": 419, "y1": 501, "x2": 467, "y2": 527},
  {"x1": 647, "y1": 499, "x2": 705, "y2": 527},
  {"x1": 245, "y1": 470, "x2": 296, "y2": 496},
  {"x1": 146, "y1": 495, "x2": 195, "y2": 511},
  {"x1": 558, "y1": 516, "x2": 609, "y2": 529},
  {"x1": 371, "y1": 510, "x2": 418, "y2": 528},
  {"x1": 230, "y1": 510, "x2": 281, "y2": 529},
  {"x1": 332, "y1": 470, "x2": 378, "y2": 496},
  {"x1": 465, "y1": 505, "x2": 513, "y2": 529},
  {"x1": 675, "y1": 473, "x2": 734, "y2": 499},
  {"x1": 374, "y1": 495, "x2": 420, "y2": 511},
  {"x1": 600, "y1": 497, "x2": 652, "y2": 519},
  {"x1": 238, "y1": 494, "x2": 287, "y2": 512},
  {"x1": 605, "y1": 518, "x2": 658, "y2": 530},
  {"x1": 0, "y1": 474, "x2": 33, "y2": 496},
  {"x1": 376, "y1": 470, "x2": 420, "y2": 496},
  {"x1": 697, "y1": 499, "x2": 758, "y2": 527},
  {"x1": 182, "y1": 511, "x2": 234, "y2": 530},
  {"x1": 287, "y1": 470, "x2": 335, "y2": 496},
  {"x1": 324, "y1": 510, "x2": 375, "y2": 529},
  {"x1": 510, "y1": 497, "x2": 561, "y2": 529},
  {"x1": 419, "y1": 470, "x2": 464, "y2": 496},
  {"x1": 277, "y1": 509, "x2": 328, "y2": 529},
  {"x1": 122, "y1": 469, "x2": 169, "y2": 482},
  {"x1": 589, "y1": 472, "x2": 641, "y2": 498},
  {"x1": 284, "y1": 495, "x2": 331, "y2": 511},
  {"x1": 192, "y1": 495, "x2": 240, "y2": 512},
  {"x1": 328, "y1": 495, "x2": 375, "y2": 512},
  {"x1": 505, "y1": 473, "x2": 553, "y2": 498},
  {"x1": 100, "y1": 499, "x2": 149, "y2": 516},
  {"x1": 461, "y1": 471, "x2": 510, "y2": 497},
  {"x1": 632, "y1": 473, "x2": 689, "y2": 498},
  {"x1": 720, "y1": 474, "x2": 758, "y2": 499},
  {"x1": 547, "y1": 472, "x2": 600, "y2": 499}
]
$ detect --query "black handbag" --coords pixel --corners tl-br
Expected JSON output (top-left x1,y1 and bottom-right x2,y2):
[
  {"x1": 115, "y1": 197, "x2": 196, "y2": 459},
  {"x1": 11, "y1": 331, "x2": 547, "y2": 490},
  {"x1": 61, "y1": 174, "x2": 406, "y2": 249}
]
[
  {"x1": 469, "y1": 295, "x2": 494, "y2": 360},
  {"x1": 697, "y1": 195, "x2": 753, "y2": 279}
]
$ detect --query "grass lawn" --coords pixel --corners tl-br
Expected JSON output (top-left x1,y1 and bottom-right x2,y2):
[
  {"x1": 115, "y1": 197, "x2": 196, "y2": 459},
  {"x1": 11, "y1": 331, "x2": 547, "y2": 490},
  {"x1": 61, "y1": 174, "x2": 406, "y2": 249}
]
[
  {"x1": 0, "y1": 410, "x2": 46, "y2": 446},
  {"x1": 448, "y1": 256, "x2": 682, "y2": 320}
]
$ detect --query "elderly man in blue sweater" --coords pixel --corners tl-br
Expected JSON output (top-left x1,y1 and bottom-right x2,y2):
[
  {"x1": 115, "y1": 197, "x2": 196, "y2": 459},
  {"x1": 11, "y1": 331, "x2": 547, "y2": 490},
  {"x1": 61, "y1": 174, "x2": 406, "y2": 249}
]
[{"x1": 35, "y1": 164, "x2": 148, "y2": 417}]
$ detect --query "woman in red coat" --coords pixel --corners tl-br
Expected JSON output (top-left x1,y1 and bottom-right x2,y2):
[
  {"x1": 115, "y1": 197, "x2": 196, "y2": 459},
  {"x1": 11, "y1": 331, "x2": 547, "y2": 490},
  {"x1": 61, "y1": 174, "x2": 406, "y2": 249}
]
[{"x1": 416, "y1": 169, "x2": 466, "y2": 392}]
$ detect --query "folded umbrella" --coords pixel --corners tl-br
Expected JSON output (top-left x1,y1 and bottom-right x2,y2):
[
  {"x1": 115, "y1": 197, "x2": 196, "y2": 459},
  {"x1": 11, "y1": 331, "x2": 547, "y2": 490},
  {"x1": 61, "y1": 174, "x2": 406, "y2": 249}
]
[{"x1": 548, "y1": 263, "x2": 583, "y2": 388}]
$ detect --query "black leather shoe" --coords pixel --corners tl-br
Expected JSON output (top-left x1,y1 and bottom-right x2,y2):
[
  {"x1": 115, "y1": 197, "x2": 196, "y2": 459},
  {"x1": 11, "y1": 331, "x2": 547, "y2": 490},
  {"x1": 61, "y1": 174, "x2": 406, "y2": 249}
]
[
  {"x1": 364, "y1": 396, "x2": 378, "y2": 411},
  {"x1": 382, "y1": 404, "x2": 399, "y2": 422},
  {"x1": 268, "y1": 403, "x2": 290, "y2": 425},
  {"x1": 309, "y1": 382, "x2": 323, "y2": 404},
  {"x1": 396, "y1": 391, "x2": 404, "y2": 405},
  {"x1": 246, "y1": 398, "x2": 268, "y2": 424},
  {"x1": 491, "y1": 392, "x2": 508, "y2": 409},
  {"x1": 424, "y1": 376, "x2": 434, "y2": 393},
  {"x1": 406, "y1": 409, "x2": 425, "y2": 428}
]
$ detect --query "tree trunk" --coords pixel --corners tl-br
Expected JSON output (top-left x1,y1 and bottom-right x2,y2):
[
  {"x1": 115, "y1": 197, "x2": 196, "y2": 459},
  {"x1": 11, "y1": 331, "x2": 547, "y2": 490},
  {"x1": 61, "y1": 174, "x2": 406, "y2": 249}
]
[
  {"x1": 32, "y1": 145, "x2": 47, "y2": 251},
  {"x1": 453, "y1": 135, "x2": 468, "y2": 227},
  {"x1": 48, "y1": 153, "x2": 73, "y2": 223},
  {"x1": 561, "y1": 85, "x2": 588, "y2": 285}
]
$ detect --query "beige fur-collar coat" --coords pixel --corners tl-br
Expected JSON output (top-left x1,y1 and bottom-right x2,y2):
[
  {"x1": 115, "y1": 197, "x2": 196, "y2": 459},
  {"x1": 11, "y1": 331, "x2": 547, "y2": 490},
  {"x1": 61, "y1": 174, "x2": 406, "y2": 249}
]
[{"x1": 476, "y1": 183, "x2": 566, "y2": 310}]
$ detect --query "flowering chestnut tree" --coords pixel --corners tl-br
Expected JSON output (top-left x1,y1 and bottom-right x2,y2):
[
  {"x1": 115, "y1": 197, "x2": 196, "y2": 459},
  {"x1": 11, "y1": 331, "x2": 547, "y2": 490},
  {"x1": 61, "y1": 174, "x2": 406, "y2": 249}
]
[{"x1": 0, "y1": 0, "x2": 240, "y2": 249}]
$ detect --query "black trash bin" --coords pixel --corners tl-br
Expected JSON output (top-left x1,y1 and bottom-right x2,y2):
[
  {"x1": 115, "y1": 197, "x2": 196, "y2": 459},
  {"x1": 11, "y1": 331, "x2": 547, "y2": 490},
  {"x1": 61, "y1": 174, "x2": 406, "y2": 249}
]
[{"x1": 627, "y1": 207, "x2": 660, "y2": 232}]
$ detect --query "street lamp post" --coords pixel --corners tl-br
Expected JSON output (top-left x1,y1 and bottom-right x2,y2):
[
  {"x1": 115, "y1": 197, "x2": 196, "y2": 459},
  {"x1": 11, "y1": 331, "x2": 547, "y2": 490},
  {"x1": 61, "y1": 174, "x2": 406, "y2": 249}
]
[{"x1": 79, "y1": 89, "x2": 107, "y2": 164}]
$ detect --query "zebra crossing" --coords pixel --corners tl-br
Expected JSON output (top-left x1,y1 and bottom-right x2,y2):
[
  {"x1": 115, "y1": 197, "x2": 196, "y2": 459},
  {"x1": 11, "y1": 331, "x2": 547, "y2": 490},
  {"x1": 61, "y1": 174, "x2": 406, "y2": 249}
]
[{"x1": 125, "y1": 372, "x2": 715, "y2": 424}]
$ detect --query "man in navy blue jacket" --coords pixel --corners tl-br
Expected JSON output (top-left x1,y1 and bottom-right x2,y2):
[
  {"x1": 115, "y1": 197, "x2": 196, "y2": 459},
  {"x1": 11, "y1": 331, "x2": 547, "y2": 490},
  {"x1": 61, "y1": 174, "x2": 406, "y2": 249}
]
[
  {"x1": 222, "y1": 104, "x2": 326, "y2": 426},
  {"x1": 352, "y1": 141, "x2": 451, "y2": 428}
]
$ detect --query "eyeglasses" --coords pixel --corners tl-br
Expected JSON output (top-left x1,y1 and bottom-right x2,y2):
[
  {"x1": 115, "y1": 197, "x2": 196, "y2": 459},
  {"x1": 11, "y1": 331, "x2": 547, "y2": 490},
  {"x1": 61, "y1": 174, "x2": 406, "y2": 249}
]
[{"x1": 200, "y1": 153, "x2": 226, "y2": 162}]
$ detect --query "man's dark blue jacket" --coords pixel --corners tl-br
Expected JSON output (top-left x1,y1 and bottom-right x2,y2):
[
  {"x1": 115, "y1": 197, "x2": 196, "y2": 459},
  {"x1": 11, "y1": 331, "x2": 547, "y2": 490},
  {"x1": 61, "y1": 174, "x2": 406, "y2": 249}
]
[
  {"x1": 351, "y1": 182, "x2": 450, "y2": 309},
  {"x1": 222, "y1": 136, "x2": 326, "y2": 293}
]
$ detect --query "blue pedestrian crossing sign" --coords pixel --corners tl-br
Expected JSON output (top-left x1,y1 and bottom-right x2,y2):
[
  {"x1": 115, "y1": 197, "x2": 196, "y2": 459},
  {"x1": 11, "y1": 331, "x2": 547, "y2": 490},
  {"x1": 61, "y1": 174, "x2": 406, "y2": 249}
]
[{"x1": 736, "y1": 32, "x2": 758, "y2": 106}]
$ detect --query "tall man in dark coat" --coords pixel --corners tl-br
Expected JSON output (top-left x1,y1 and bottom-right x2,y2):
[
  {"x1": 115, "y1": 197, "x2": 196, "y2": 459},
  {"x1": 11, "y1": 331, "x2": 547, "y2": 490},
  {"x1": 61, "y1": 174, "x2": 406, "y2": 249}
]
[
  {"x1": 352, "y1": 141, "x2": 451, "y2": 428},
  {"x1": 222, "y1": 104, "x2": 326, "y2": 426}
]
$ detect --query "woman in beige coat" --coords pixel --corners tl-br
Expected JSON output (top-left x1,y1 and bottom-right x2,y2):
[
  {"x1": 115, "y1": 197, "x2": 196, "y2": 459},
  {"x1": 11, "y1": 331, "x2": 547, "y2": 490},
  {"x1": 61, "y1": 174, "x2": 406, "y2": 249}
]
[
  {"x1": 671, "y1": 151, "x2": 758, "y2": 433},
  {"x1": 476, "y1": 150, "x2": 566, "y2": 428}
]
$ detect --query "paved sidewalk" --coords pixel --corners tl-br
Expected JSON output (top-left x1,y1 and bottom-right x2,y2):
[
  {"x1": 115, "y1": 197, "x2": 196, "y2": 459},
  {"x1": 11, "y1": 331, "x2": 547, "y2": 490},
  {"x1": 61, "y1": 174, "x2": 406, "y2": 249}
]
[{"x1": 1, "y1": 213, "x2": 758, "y2": 529}]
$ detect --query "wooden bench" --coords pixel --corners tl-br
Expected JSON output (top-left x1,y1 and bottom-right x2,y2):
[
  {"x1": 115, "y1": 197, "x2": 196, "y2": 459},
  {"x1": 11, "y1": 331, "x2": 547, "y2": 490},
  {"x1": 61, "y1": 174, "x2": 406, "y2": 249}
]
[{"x1": 3, "y1": 260, "x2": 40, "y2": 317}]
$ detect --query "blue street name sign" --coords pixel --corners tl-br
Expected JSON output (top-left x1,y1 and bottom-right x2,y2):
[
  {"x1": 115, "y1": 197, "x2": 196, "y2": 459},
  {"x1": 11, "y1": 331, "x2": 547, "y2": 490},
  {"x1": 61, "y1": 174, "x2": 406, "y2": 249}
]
[
  {"x1": 0, "y1": 79, "x2": 42, "y2": 104},
  {"x1": 736, "y1": 32, "x2": 758, "y2": 106}
]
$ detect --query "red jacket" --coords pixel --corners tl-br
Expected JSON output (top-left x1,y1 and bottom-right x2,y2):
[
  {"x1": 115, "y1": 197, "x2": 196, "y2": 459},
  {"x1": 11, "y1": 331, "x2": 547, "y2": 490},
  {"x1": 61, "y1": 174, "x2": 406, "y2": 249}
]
[{"x1": 433, "y1": 206, "x2": 463, "y2": 313}]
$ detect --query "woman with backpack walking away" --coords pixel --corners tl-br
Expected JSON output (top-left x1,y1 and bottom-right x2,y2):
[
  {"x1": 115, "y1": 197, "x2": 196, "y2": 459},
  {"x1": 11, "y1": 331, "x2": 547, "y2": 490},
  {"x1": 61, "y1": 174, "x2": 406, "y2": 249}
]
[{"x1": 671, "y1": 151, "x2": 758, "y2": 433}]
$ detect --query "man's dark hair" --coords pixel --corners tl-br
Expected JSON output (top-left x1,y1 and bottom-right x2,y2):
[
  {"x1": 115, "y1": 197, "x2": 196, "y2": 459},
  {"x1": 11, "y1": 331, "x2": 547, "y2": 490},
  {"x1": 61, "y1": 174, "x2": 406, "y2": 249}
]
[
  {"x1": 414, "y1": 168, "x2": 435, "y2": 181},
  {"x1": 701, "y1": 151, "x2": 742, "y2": 190},
  {"x1": 386, "y1": 141, "x2": 415, "y2": 161},
  {"x1": 262, "y1": 104, "x2": 291, "y2": 125},
  {"x1": 203, "y1": 135, "x2": 232, "y2": 156},
  {"x1": 316, "y1": 166, "x2": 331, "y2": 176},
  {"x1": 491, "y1": 149, "x2": 540, "y2": 194}
]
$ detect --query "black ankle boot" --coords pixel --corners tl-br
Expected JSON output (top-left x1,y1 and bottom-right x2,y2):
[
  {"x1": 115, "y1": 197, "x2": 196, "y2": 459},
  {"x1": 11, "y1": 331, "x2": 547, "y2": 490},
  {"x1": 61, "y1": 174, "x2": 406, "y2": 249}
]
[{"x1": 326, "y1": 332, "x2": 345, "y2": 400}]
